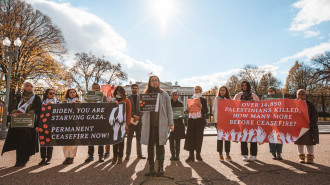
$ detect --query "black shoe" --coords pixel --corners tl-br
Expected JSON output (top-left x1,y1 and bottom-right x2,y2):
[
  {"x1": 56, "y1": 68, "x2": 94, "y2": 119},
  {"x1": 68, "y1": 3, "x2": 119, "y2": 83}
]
[
  {"x1": 145, "y1": 165, "x2": 155, "y2": 176},
  {"x1": 138, "y1": 155, "x2": 146, "y2": 159},
  {"x1": 104, "y1": 153, "x2": 110, "y2": 159},
  {"x1": 277, "y1": 153, "x2": 283, "y2": 160},
  {"x1": 156, "y1": 167, "x2": 164, "y2": 177},
  {"x1": 99, "y1": 157, "x2": 104, "y2": 162},
  {"x1": 170, "y1": 155, "x2": 175, "y2": 161},
  {"x1": 185, "y1": 156, "x2": 194, "y2": 162},
  {"x1": 175, "y1": 156, "x2": 180, "y2": 161},
  {"x1": 44, "y1": 159, "x2": 51, "y2": 165},
  {"x1": 85, "y1": 156, "x2": 94, "y2": 163},
  {"x1": 196, "y1": 155, "x2": 203, "y2": 161},
  {"x1": 62, "y1": 158, "x2": 70, "y2": 165},
  {"x1": 125, "y1": 156, "x2": 130, "y2": 160},
  {"x1": 272, "y1": 153, "x2": 277, "y2": 160},
  {"x1": 14, "y1": 162, "x2": 25, "y2": 167},
  {"x1": 39, "y1": 159, "x2": 46, "y2": 165}
]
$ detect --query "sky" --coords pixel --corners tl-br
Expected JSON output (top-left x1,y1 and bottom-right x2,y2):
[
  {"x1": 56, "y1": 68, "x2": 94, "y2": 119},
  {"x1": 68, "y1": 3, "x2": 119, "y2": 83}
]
[{"x1": 25, "y1": 0, "x2": 330, "y2": 90}]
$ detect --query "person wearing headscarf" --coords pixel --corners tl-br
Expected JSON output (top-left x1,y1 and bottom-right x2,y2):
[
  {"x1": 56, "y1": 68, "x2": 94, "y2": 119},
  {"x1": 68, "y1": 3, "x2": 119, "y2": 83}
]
[
  {"x1": 169, "y1": 90, "x2": 185, "y2": 161},
  {"x1": 213, "y1": 86, "x2": 232, "y2": 162},
  {"x1": 39, "y1": 88, "x2": 59, "y2": 165},
  {"x1": 184, "y1": 86, "x2": 208, "y2": 162},
  {"x1": 141, "y1": 75, "x2": 174, "y2": 177},
  {"x1": 2, "y1": 82, "x2": 41, "y2": 166},
  {"x1": 61, "y1": 88, "x2": 81, "y2": 165},
  {"x1": 233, "y1": 81, "x2": 260, "y2": 161},
  {"x1": 294, "y1": 89, "x2": 319, "y2": 164}
]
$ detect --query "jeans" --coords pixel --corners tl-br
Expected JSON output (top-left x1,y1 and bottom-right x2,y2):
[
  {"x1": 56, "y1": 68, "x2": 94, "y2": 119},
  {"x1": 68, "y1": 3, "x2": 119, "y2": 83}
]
[{"x1": 269, "y1": 143, "x2": 283, "y2": 154}]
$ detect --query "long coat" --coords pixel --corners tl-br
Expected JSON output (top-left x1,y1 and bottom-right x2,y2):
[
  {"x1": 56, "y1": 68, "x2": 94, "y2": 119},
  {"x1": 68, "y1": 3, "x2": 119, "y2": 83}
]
[
  {"x1": 295, "y1": 100, "x2": 319, "y2": 145},
  {"x1": 2, "y1": 94, "x2": 41, "y2": 157},
  {"x1": 140, "y1": 91, "x2": 174, "y2": 146},
  {"x1": 169, "y1": 100, "x2": 185, "y2": 140}
]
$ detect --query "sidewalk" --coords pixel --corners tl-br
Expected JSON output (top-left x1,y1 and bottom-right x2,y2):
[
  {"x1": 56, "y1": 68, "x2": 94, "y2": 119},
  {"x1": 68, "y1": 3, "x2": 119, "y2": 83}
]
[{"x1": 0, "y1": 135, "x2": 329, "y2": 185}]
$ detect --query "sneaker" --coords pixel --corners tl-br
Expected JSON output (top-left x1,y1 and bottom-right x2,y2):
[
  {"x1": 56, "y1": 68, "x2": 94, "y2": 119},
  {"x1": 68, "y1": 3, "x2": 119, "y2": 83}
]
[
  {"x1": 99, "y1": 156, "x2": 104, "y2": 162},
  {"x1": 85, "y1": 156, "x2": 94, "y2": 163},
  {"x1": 104, "y1": 153, "x2": 110, "y2": 159},
  {"x1": 62, "y1": 158, "x2": 70, "y2": 165},
  {"x1": 219, "y1": 155, "x2": 224, "y2": 162},
  {"x1": 67, "y1": 158, "x2": 74, "y2": 164},
  {"x1": 39, "y1": 159, "x2": 46, "y2": 165},
  {"x1": 272, "y1": 153, "x2": 277, "y2": 160},
  {"x1": 45, "y1": 159, "x2": 51, "y2": 165},
  {"x1": 175, "y1": 156, "x2": 180, "y2": 161},
  {"x1": 242, "y1": 155, "x2": 249, "y2": 161},
  {"x1": 277, "y1": 153, "x2": 283, "y2": 160},
  {"x1": 249, "y1": 156, "x2": 256, "y2": 161},
  {"x1": 125, "y1": 156, "x2": 130, "y2": 161},
  {"x1": 117, "y1": 157, "x2": 123, "y2": 164},
  {"x1": 226, "y1": 155, "x2": 232, "y2": 162},
  {"x1": 170, "y1": 155, "x2": 176, "y2": 161},
  {"x1": 138, "y1": 155, "x2": 146, "y2": 159}
]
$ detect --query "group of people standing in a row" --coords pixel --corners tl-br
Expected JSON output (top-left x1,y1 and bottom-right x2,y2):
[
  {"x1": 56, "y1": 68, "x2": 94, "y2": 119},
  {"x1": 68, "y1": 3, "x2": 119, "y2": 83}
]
[{"x1": 1, "y1": 76, "x2": 319, "y2": 177}]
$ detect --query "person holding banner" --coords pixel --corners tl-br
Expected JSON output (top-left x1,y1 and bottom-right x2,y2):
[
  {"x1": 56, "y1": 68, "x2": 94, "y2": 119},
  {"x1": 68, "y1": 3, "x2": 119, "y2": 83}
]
[
  {"x1": 141, "y1": 75, "x2": 174, "y2": 177},
  {"x1": 213, "y1": 86, "x2": 232, "y2": 162},
  {"x1": 267, "y1": 87, "x2": 284, "y2": 160},
  {"x1": 111, "y1": 86, "x2": 131, "y2": 165},
  {"x1": 233, "y1": 81, "x2": 260, "y2": 161},
  {"x1": 85, "y1": 83, "x2": 108, "y2": 163},
  {"x1": 39, "y1": 88, "x2": 59, "y2": 165},
  {"x1": 62, "y1": 89, "x2": 81, "y2": 165},
  {"x1": 169, "y1": 90, "x2": 185, "y2": 161},
  {"x1": 294, "y1": 89, "x2": 319, "y2": 164},
  {"x1": 125, "y1": 84, "x2": 146, "y2": 161},
  {"x1": 2, "y1": 82, "x2": 41, "y2": 166},
  {"x1": 184, "y1": 86, "x2": 208, "y2": 162}
]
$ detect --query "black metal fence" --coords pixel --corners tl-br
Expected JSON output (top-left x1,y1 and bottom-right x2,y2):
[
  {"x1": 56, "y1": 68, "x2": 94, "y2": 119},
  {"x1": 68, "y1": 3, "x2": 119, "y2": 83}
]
[{"x1": 0, "y1": 93, "x2": 329, "y2": 124}]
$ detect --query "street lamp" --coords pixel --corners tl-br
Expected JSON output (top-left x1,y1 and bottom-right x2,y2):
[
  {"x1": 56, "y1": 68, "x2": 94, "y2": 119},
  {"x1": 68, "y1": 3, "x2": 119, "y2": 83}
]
[{"x1": 0, "y1": 37, "x2": 21, "y2": 138}]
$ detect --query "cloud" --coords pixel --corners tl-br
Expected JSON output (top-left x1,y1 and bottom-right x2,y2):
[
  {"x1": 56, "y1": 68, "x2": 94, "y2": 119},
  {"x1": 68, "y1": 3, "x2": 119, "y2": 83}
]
[
  {"x1": 304, "y1": 30, "x2": 320, "y2": 38},
  {"x1": 277, "y1": 40, "x2": 330, "y2": 63},
  {"x1": 290, "y1": 0, "x2": 330, "y2": 31},
  {"x1": 180, "y1": 65, "x2": 279, "y2": 90},
  {"x1": 26, "y1": 0, "x2": 163, "y2": 82}
]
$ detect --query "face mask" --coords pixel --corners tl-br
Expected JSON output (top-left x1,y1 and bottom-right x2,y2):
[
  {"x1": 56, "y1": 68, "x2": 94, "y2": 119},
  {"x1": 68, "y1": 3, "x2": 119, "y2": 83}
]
[{"x1": 116, "y1": 95, "x2": 122, "y2": 99}]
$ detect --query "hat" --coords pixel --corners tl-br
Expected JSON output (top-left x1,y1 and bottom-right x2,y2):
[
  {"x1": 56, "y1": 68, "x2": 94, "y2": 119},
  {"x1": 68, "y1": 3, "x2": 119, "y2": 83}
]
[{"x1": 172, "y1": 90, "x2": 179, "y2": 94}]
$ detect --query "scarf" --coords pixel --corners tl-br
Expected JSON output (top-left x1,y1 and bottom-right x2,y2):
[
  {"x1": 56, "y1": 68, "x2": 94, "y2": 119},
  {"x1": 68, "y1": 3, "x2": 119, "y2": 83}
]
[
  {"x1": 42, "y1": 98, "x2": 58, "y2": 105},
  {"x1": 192, "y1": 93, "x2": 202, "y2": 99},
  {"x1": 18, "y1": 91, "x2": 35, "y2": 113},
  {"x1": 66, "y1": 97, "x2": 78, "y2": 103},
  {"x1": 240, "y1": 92, "x2": 253, "y2": 101}
]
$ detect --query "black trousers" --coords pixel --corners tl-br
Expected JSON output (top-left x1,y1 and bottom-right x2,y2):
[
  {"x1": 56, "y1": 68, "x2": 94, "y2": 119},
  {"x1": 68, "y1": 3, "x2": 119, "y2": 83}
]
[
  {"x1": 113, "y1": 139, "x2": 125, "y2": 157},
  {"x1": 241, "y1": 142, "x2": 258, "y2": 156},
  {"x1": 169, "y1": 137, "x2": 181, "y2": 156},
  {"x1": 217, "y1": 140, "x2": 230, "y2": 155},
  {"x1": 148, "y1": 126, "x2": 165, "y2": 166},
  {"x1": 40, "y1": 146, "x2": 53, "y2": 160},
  {"x1": 88, "y1": 145, "x2": 104, "y2": 157},
  {"x1": 126, "y1": 123, "x2": 142, "y2": 157},
  {"x1": 184, "y1": 118, "x2": 205, "y2": 155}
]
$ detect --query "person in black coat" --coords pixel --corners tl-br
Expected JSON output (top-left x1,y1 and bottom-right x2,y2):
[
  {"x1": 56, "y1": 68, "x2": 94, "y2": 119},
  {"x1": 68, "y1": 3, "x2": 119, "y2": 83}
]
[
  {"x1": 294, "y1": 89, "x2": 319, "y2": 164},
  {"x1": 2, "y1": 82, "x2": 41, "y2": 166},
  {"x1": 184, "y1": 86, "x2": 208, "y2": 162},
  {"x1": 169, "y1": 90, "x2": 185, "y2": 161}
]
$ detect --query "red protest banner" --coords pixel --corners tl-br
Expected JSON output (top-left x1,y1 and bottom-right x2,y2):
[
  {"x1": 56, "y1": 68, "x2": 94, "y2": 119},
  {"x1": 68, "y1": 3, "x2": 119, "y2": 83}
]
[
  {"x1": 101, "y1": 84, "x2": 115, "y2": 102},
  {"x1": 188, "y1": 99, "x2": 201, "y2": 119},
  {"x1": 217, "y1": 99, "x2": 310, "y2": 143}
]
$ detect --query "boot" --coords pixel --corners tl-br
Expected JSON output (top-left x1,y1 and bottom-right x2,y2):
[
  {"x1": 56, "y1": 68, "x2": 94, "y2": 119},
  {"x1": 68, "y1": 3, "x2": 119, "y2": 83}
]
[
  {"x1": 306, "y1": 154, "x2": 314, "y2": 164},
  {"x1": 185, "y1": 155, "x2": 194, "y2": 162},
  {"x1": 145, "y1": 163, "x2": 155, "y2": 176},
  {"x1": 117, "y1": 157, "x2": 123, "y2": 164},
  {"x1": 170, "y1": 154, "x2": 175, "y2": 161},
  {"x1": 299, "y1": 154, "x2": 305, "y2": 163},
  {"x1": 39, "y1": 158, "x2": 46, "y2": 165},
  {"x1": 156, "y1": 160, "x2": 164, "y2": 177},
  {"x1": 112, "y1": 156, "x2": 117, "y2": 164}
]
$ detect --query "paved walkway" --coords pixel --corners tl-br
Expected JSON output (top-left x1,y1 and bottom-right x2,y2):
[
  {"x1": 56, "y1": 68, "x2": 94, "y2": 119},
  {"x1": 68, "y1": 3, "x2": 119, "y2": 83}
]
[{"x1": 0, "y1": 135, "x2": 330, "y2": 185}]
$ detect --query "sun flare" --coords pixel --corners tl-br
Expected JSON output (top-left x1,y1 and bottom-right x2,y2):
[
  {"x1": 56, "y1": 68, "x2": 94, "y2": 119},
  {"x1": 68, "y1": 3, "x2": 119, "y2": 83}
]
[{"x1": 150, "y1": 0, "x2": 177, "y2": 31}]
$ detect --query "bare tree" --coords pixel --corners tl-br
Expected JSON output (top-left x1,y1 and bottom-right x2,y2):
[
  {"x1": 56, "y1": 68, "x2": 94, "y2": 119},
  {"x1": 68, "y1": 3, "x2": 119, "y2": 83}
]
[
  {"x1": 226, "y1": 75, "x2": 241, "y2": 96},
  {"x1": 0, "y1": 0, "x2": 67, "y2": 93},
  {"x1": 311, "y1": 51, "x2": 330, "y2": 85},
  {"x1": 257, "y1": 72, "x2": 281, "y2": 94},
  {"x1": 238, "y1": 64, "x2": 266, "y2": 94}
]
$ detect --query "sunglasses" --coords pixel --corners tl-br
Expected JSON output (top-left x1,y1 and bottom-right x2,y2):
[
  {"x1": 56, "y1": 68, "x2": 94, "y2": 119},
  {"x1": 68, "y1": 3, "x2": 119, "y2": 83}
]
[{"x1": 49, "y1": 92, "x2": 55, "y2": 95}]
